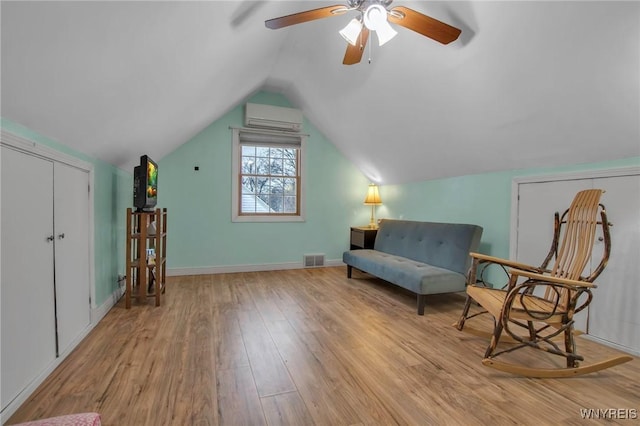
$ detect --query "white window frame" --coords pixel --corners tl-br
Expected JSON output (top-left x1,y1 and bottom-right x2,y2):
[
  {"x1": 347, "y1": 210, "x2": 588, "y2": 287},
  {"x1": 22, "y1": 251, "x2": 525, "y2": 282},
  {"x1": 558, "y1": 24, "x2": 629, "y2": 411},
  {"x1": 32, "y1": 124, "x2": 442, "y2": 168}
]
[{"x1": 231, "y1": 127, "x2": 306, "y2": 222}]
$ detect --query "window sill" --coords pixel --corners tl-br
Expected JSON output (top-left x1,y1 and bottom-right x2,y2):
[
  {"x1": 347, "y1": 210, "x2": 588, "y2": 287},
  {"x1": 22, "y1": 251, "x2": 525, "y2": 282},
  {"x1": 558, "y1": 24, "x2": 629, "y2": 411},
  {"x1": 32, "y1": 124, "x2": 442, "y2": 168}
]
[{"x1": 232, "y1": 214, "x2": 305, "y2": 223}]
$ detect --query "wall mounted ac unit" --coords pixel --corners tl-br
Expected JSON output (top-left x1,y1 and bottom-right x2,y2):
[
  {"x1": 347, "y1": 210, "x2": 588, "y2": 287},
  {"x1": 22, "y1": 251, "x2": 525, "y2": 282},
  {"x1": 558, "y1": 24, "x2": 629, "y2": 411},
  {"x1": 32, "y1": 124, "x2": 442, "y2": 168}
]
[{"x1": 245, "y1": 103, "x2": 303, "y2": 132}]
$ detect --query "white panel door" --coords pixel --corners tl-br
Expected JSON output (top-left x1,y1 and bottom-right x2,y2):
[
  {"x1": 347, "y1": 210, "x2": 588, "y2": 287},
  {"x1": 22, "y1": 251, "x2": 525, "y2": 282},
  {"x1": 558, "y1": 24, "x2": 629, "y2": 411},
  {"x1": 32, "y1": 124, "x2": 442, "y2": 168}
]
[
  {"x1": 514, "y1": 171, "x2": 640, "y2": 353},
  {"x1": 587, "y1": 175, "x2": 640, "y2": 352},
  {"x1": 1, "y1": 146, "x2": 57, "y2": 411},
  {"x1": 515, "y1": 179, "x2": 592, "y2": 331},
  {"x1": 516, "y1": 179, "x2": 592, "y2": 265},
  {"x1": 53, "y1": 162, "x2": 91, "y2": 355}
]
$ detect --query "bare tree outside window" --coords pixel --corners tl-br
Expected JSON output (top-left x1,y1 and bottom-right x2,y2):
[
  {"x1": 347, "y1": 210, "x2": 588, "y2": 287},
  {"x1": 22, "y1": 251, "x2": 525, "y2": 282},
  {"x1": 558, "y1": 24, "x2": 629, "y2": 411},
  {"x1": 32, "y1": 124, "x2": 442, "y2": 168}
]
[{"x1": 241, "y1": 146, "x2": 299, "y2": 214}]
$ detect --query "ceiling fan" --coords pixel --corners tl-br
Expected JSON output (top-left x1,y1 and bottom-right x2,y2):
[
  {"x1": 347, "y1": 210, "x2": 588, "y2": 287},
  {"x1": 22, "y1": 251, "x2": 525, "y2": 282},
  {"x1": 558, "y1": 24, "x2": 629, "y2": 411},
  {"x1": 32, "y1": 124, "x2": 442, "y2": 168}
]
[{"x1": 265, "y1": 0, "x2": 462, "y2": 65}]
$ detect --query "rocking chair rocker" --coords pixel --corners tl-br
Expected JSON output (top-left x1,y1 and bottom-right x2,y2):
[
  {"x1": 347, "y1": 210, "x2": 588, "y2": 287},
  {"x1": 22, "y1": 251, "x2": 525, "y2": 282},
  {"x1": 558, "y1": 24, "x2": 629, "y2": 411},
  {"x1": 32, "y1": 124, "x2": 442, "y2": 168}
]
[{"x1": 455, "y1": 189, "x2": 633, "y2": 378}]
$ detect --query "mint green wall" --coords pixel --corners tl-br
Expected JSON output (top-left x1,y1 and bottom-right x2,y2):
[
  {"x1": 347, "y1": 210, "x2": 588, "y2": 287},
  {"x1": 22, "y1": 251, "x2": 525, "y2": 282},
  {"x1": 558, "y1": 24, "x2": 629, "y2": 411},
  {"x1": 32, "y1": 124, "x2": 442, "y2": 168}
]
[
  {"x1": 93, "y1": 164, "x2": 131, "y2": 304},
  {"x1": 6, "y1": 102, "x2": 636, "y2": 290},
  {"x1": 1, "y1": 118, "x2": 131, "y2": 307},
  {"x1": 159, "y1": 92, "x2": 370, "y2": 269},
  {"x1": 381, "y1": 156, "x2": 640, "y2": 261}
]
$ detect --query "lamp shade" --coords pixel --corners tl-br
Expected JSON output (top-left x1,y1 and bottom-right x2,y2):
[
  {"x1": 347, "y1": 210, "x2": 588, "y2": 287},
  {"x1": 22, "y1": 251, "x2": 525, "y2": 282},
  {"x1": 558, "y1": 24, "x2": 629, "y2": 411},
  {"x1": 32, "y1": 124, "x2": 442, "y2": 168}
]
[
  {"x1": 339, "y1": 18, "x2": 363, "y2": 46},
  {"x1": 364, "y1": 183, "x2": 382, "y2": 205},
  {"x1": 374, "y1": 20, "x2": 397, "y2": 46}
]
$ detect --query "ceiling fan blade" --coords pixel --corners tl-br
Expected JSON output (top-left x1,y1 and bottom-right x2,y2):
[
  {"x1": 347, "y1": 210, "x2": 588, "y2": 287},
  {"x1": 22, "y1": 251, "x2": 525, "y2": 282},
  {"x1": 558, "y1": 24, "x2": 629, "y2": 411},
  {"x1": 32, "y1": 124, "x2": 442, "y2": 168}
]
[
  {"x1": 343, "y1": 28, "x2": 370, "y2": 65},
  {"x1": 388, "y1": 6, "x2": 461, "y2": 44},
  {"x1": 265, "y1": 5, "x2": 349, "y2": 29}
]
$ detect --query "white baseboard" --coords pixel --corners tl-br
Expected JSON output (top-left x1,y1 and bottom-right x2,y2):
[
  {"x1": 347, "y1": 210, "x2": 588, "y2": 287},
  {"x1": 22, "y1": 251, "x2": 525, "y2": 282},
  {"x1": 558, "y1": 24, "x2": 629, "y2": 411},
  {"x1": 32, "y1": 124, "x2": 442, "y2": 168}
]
[
  {"x1": 167, "y1": 259, "x2": 344, "y2": 276},
  {"x1": 0, "y1": 285, "x2": 124, "y2": 424},
  {"x1": 91, "y1": 284, "x2": 125, "y2": 324},
  {"x1": 582, "y1": 334, "x2": 640, "y2": 357}
]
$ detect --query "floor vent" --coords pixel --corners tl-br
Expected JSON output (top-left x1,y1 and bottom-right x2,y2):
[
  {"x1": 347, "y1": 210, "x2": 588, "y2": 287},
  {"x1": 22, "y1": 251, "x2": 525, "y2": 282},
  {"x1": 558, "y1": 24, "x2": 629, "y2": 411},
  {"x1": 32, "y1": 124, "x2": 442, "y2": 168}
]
[{"x1": 304, "y1": 254, "x2": 325, "y2": 268}]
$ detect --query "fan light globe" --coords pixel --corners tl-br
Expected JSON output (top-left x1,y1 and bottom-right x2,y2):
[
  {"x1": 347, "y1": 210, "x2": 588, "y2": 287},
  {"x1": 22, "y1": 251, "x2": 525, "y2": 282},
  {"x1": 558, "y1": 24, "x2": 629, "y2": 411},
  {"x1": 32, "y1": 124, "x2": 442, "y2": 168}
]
[
  {"x1": 363, "y1": 4, "x2": 386, "y2": 30},
  {"x1": 363, "y1": 4, "x2": 397, "y2": 46},
  {"x1": 375, "y1": 21, "x2": 397, "y2": 46},
  {"x1": 339, "y1": 18, "x2": 363, "y2": 45}
]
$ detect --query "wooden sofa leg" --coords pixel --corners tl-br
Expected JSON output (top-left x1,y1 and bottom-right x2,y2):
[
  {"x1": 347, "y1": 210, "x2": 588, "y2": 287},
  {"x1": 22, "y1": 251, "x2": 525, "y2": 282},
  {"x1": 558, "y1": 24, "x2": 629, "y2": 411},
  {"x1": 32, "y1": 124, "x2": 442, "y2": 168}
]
[
  {"x1": 417, "y1": 294, "x2": 426, "y2": 315},
  {"x1": 347, "y1": 265, "x2": 352, "y2": 278}
]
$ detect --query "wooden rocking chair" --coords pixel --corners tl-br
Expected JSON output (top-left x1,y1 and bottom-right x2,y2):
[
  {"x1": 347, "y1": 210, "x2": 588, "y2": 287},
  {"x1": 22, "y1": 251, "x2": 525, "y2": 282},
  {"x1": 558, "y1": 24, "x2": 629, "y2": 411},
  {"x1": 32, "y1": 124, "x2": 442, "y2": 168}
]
[{"x1": 454, "y1": 189, "x2": 633, "y2": 377}]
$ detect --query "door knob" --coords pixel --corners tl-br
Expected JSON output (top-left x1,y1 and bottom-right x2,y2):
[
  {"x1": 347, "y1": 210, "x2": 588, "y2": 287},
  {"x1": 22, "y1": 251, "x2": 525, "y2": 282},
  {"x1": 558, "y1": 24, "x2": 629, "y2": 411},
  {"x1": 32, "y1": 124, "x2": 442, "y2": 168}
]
[
  {"x1": 598, "y1": 236, "x2": 604, "y2": 242},
  {"x1": 58, "y1": 233, "x2": 65, "y2": 240},
  {"x1": 46, "y1": 235, "x2": 54, "y2": 242}
]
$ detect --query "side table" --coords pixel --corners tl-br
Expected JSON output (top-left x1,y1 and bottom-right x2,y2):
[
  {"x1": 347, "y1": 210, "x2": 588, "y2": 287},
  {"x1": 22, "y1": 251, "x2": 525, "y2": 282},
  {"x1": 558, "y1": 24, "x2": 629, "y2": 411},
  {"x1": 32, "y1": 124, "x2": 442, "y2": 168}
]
[{"x1": 350, "y1": 226, "x2": 378, "y2": 250}]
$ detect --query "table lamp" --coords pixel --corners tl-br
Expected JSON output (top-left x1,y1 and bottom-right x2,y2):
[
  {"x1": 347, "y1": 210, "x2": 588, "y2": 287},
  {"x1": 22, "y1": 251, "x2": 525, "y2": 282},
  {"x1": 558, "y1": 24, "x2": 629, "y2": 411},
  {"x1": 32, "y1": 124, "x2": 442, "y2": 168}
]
[{"x1": 364, "y1": 183, "x2": 382, "y2": 228}]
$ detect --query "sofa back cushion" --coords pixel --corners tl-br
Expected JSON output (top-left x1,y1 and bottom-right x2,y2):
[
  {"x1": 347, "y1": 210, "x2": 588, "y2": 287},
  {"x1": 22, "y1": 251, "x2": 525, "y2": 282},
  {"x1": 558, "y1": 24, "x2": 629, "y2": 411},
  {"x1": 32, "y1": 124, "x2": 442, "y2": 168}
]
[{"x1": 374, "y1": 219, "x2": 483, "y2": 275}]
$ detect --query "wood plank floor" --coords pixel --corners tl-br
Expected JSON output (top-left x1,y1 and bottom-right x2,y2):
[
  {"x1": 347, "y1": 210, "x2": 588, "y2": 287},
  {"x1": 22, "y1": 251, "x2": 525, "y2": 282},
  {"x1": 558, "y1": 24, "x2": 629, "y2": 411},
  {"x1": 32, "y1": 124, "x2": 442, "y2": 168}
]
[{"x1": 7, "y1": 267, "x2": 639, "y2": 425}]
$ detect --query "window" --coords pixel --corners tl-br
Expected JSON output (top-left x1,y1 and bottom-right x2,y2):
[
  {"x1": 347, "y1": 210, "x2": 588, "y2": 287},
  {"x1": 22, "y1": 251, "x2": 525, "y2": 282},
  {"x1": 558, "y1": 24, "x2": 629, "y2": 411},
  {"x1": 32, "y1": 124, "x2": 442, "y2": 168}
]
[{"x1": 231, "y1": 128, "x2": 306, "y2": 222}]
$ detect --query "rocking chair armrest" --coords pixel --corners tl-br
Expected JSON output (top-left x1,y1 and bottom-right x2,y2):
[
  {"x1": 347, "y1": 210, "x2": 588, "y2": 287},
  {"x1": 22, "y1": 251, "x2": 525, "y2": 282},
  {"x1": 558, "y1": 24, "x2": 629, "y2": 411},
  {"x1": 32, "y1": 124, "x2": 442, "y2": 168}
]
[
  {"x1": 507, "y1": 268, "x2": 597, "y2": 289},
  {"x1": 470, "y1": 252, "x2": 543, "y2": 273}
]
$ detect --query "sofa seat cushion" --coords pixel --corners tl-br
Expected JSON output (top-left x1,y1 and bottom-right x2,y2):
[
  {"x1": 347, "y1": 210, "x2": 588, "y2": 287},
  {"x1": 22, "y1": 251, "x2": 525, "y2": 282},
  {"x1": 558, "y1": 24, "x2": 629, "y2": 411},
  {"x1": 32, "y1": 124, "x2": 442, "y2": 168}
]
[{"x1": 343, "y1": 249, "x2": 466, "y2": 295}]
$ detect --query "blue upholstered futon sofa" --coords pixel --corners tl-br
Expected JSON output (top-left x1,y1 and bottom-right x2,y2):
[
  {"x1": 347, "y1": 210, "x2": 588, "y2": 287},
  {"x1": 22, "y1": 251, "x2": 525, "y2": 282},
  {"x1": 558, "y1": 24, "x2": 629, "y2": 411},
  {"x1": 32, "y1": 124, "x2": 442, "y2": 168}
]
[{"x1": 343, "y1": 219, "x2": 483, "y2": 315}]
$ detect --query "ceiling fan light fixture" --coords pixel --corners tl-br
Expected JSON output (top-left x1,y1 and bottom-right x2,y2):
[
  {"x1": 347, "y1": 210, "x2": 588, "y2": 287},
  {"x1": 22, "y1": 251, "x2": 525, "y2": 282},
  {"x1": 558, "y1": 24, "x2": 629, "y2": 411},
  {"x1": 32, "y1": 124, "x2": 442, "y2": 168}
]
[
  {"x1": 339, "y1": 18, "x2": 363, "y2": 45},
  {"x1": 375, "y1": 20, "x2": 397, "y2": 46},
  {"x1": 363, "y1": 4, "x2": 397, "y2": 46},
  {"x1": 265, "y1": 2, "x2": 462, "y2": 65},
  {"x1": 363, "y1": 4, "x2": 387, "y2": 31}
]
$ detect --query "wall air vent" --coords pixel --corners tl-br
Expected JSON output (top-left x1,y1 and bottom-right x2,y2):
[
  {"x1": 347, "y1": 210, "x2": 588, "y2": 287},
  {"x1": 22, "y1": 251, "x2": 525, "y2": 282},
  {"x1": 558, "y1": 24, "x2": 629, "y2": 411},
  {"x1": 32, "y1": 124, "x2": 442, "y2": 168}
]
[
  {"x1": 303, "y1": 254, "x2": 325, "y2": 268},
  {"x1": 245, "y1": 103, "x2": 303, "y2": 132}
]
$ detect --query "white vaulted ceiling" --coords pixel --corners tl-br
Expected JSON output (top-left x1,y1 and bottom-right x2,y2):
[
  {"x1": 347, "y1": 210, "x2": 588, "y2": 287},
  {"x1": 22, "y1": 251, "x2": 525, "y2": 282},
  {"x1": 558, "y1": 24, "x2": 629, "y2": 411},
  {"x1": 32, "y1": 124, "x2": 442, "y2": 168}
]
[{"x1": 2, "y1": 1, "x2": 639, "y2": 183}]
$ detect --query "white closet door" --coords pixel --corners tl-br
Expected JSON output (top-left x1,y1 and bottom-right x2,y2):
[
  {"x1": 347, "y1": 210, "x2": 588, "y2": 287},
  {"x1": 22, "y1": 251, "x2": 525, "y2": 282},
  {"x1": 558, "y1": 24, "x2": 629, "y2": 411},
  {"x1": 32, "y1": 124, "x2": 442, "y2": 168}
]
[
  {"x1": 1, "y1": 146, "x2": 57, "y2": 411},
  {"x1": 515, "y1": 172, "x2": 640, "y2": 352},
  {"x1": 53, "y1": 162, "x2": 91, "y2": 355},
  {"x1": 516, "y1": 179, "x2": 592, "y2": 265},
  {"x1": 587, "y1": 175, "x2": 640, "y2": 353},
  {"x1": 515, "y1": 179, "x2": 592, "y2": 332}
]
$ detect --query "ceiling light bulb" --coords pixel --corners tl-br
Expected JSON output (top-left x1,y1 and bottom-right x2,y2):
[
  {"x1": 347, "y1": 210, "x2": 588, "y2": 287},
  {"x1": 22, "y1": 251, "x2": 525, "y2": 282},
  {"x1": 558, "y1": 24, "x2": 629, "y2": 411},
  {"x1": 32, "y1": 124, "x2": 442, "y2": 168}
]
[
  {"x1": 363, "y1": 4, "x2": 387, "y2": 31},
  {"x1": 375, "y1": 20, "x2": 397, "y2": 46},
  {"x1": 339, "y1": 18, "x2": 363, "y2": 46}
]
